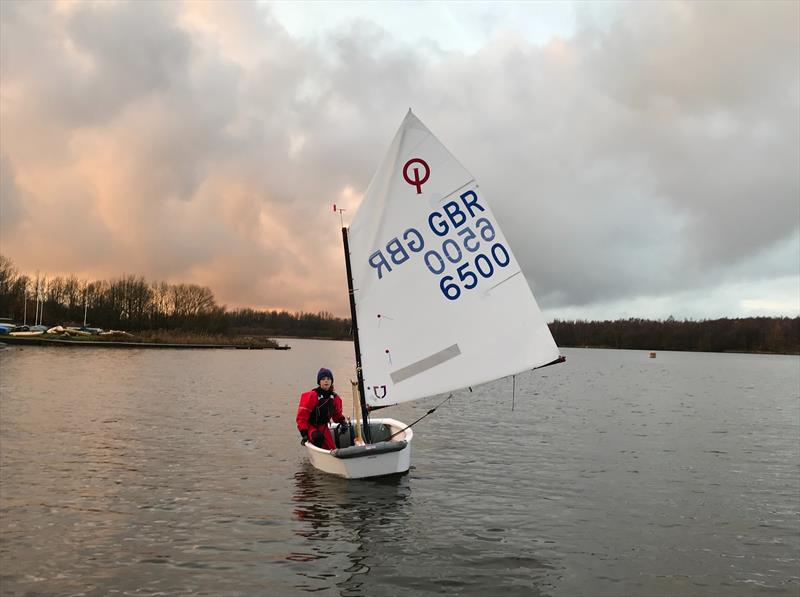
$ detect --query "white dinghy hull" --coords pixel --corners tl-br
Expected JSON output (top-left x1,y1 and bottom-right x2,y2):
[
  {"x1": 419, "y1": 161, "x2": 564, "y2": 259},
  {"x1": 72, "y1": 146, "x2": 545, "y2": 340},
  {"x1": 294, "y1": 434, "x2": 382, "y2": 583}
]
[{"x1": 304, "y1": 418, "x2": 413, "y2": 479}]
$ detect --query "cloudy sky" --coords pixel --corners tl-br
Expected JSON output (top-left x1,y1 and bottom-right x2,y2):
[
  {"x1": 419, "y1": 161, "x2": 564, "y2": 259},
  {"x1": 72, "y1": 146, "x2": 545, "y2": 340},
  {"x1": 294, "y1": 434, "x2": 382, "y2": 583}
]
[{"x1": 1, "y1": 0, "x2": 798, "y2": 321}]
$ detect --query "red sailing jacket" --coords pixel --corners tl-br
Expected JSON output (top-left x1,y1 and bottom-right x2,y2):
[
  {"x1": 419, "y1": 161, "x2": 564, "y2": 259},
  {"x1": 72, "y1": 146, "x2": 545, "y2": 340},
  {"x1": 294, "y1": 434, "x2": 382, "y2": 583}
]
[{"x1": 296, "y1": 388, "x2": 345, "y2": 450}]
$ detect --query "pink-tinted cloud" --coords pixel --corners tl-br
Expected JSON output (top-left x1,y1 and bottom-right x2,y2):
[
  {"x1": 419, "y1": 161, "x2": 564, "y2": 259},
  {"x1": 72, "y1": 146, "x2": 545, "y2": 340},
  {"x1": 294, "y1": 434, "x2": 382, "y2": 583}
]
[{"x1": 1, "y1": 1, "x2": 797, "y2": 318}]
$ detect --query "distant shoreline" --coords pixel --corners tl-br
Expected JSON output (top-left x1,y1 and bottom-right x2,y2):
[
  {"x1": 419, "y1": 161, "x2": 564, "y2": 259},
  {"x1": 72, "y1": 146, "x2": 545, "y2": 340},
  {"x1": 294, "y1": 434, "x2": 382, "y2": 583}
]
[
  {"x1": 555, "y1": 344, "x2": 799, "y2": 356},
  {"x1": 2, "y1": 335, "x2": 795, "y2": 356}
]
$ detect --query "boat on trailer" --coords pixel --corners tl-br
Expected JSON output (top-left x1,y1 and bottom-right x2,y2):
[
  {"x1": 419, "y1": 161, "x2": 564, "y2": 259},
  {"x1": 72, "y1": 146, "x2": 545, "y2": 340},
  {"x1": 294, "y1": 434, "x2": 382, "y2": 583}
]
[{"x1": 303, "y1": 109, "x2": 563, "y2": 479}]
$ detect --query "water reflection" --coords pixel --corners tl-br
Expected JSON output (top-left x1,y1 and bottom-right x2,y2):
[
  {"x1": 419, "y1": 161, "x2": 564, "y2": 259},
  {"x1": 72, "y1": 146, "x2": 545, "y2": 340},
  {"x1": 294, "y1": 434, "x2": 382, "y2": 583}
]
[{"x1": 292, "y1": 464, "x2": 411, "y2": 594}]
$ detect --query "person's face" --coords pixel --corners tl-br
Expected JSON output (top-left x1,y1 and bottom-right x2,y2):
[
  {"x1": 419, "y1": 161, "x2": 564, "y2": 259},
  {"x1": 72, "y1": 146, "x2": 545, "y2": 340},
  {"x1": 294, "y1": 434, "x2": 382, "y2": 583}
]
[{"x1": 319, "y1": 377, "x2": 332, "y2": 390}]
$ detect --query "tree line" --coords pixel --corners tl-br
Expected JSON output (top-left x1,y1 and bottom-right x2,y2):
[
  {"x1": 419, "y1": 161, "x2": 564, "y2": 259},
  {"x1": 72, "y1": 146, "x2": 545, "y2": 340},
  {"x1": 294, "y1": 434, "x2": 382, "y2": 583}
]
[
  {"x1": 0, "y1": 255, "x2": 348, "y2": 338},
  {"x1": 0, "y1": 255, "x2": 795, "y2": 352},
  {"x1": 549, "y1": 316, "x2": 799, "y2": 355}
]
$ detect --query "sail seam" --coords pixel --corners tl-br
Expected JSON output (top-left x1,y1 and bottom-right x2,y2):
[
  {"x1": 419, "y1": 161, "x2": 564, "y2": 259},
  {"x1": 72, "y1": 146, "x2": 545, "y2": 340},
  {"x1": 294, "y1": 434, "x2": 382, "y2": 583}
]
[{"x1": 436, "y1": 179, "x2": 477, "y2": 205}]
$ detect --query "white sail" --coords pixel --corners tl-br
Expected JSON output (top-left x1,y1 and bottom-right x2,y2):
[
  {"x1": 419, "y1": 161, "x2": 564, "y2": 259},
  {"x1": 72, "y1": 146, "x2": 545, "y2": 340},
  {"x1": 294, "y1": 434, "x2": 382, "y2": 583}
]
[{"x1": 348, "y1": 110, "x2": 560, "y2": 407}]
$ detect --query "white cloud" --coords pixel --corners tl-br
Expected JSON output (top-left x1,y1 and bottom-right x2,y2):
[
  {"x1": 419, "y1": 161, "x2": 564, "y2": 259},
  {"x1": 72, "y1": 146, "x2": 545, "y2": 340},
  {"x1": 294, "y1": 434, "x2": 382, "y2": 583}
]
[{"x1": 1, "y1": 0, "x2": 797, "y2": 319}]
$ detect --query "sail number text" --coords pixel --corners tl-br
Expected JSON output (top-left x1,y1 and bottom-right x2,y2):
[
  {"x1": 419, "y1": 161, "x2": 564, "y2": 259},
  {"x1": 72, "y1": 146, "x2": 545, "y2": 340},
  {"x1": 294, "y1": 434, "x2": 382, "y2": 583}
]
[{"x1": 367, "y1": 189, "x2": 512, "y2": 301}]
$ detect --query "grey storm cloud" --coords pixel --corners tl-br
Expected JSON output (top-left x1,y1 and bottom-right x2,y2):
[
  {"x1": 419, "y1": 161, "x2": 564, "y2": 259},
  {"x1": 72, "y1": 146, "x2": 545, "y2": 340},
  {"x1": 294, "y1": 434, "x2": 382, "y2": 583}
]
[{"x1": 0, "y1": 0, "x2": 797, "y2": 317}]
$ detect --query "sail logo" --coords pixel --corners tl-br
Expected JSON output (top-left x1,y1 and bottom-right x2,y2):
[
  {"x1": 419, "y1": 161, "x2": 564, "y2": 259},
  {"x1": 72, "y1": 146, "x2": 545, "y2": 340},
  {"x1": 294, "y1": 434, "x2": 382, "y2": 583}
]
[
  {"x1": 402, "y1": 158, "x2": 430, "y2": 194},
  {"x1": 372, "y1": 385, "x2": 388, "y2": 400}
]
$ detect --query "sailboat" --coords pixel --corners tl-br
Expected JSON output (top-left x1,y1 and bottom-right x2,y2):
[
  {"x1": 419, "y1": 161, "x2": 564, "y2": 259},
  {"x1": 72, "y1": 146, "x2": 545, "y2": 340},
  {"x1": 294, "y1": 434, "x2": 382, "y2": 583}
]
[{"x1": 303, "y1": 110, "x2": 563, "y2": 479}]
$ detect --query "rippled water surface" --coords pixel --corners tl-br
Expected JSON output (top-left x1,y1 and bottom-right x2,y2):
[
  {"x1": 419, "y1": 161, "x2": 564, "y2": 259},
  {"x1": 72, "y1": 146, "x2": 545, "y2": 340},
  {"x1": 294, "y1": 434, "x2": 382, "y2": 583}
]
[{"x1": 1, "y1": 341, "x2": 798, "y2": 596}]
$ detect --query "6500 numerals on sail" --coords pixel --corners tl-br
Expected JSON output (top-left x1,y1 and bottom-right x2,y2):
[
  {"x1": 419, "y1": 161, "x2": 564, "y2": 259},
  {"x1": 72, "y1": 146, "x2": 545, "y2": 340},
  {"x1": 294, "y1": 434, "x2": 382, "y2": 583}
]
[{"x1": 366, "y1": 189, "x2": 512, "y2": 301}]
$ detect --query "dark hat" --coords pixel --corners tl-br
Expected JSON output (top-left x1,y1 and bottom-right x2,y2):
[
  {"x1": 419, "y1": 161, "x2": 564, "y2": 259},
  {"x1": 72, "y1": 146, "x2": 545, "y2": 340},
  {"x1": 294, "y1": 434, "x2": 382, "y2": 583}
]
[{"x1": 317, "y1": 367, "x2": 333, "y2": 384}]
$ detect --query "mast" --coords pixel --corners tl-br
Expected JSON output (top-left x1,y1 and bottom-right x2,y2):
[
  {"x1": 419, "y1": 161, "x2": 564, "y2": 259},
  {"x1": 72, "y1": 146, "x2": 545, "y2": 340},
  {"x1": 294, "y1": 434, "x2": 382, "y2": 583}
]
[{"x1": 341, "y1": 226, "x2": 372, "y2": 443}]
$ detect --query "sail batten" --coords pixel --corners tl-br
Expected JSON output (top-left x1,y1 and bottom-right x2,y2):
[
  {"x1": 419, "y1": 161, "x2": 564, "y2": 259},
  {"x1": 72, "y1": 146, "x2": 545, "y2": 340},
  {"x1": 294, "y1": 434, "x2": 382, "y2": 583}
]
[
  {"x1": 349, "y1": 111, "x2": 560, "y2": 407},
  {"x1": 390, "y1": 344, "x2": 461, "y2": 384}
]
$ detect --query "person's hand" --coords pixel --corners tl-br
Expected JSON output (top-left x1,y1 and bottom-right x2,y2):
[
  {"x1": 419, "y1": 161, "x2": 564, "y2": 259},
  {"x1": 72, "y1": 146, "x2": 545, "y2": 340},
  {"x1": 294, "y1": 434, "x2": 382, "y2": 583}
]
[
  {"x1": 337, "y1": 421, "x2": 349, "y2": 434},
  {"x1": 300, "y1": 430, "x2": 308, "y2": 445},
  {"x1": 300, "y1": 438, "x2": 307, "y2": 445}
]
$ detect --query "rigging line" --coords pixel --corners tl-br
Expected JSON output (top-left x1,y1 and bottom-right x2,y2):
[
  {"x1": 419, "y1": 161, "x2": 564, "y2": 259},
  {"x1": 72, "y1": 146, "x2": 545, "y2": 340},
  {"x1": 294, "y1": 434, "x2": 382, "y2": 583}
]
[
  {"x1": 512, "y1": 374, "x2": 516, "y2": 412},
  {"x1": 385, "y1": 393, "x2": 454, "y2": 441}
]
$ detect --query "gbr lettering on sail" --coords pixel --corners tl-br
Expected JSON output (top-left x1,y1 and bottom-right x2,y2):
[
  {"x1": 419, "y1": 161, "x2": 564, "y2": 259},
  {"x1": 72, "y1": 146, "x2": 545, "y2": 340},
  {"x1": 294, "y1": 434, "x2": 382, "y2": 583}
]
[{"x1": 366, "y1": 185, "x2": 512, "y2": 302}]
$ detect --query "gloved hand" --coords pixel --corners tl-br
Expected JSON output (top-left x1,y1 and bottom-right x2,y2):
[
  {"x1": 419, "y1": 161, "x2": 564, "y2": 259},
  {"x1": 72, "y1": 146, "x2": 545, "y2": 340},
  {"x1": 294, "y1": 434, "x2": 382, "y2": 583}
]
[
  {"x1": 300, "y1": 430, "x2": 308, "y2": 445},
  {"x1": 337, "y1": 421, "x2": 349, "y2": 434}
]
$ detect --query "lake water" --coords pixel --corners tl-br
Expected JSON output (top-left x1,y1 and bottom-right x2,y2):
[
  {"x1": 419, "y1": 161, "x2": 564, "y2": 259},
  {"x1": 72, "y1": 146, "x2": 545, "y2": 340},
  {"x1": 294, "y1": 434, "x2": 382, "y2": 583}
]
[{"x1": 0, "y1": 340, "x2": 797, "y2": 596}]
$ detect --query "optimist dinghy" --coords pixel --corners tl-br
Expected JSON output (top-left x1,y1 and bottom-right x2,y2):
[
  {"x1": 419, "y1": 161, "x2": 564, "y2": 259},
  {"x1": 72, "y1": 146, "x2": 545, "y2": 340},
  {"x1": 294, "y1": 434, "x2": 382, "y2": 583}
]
[
  {"x1": 303, "y1": 418, "x2": 412, "y2": 479},
  {"x1": 304, "y1": 110, "x2": 562, "y2": 479}
]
